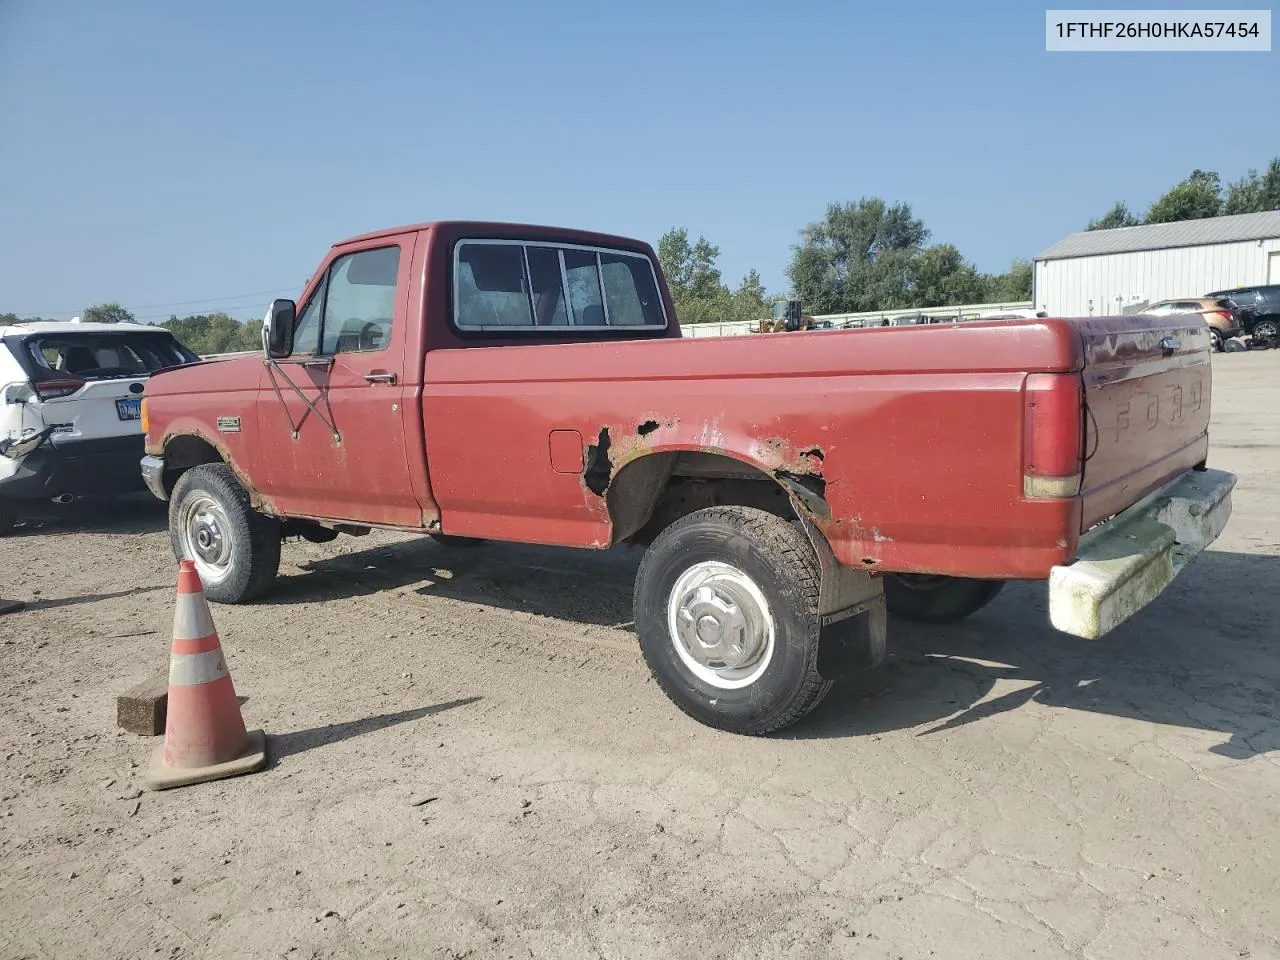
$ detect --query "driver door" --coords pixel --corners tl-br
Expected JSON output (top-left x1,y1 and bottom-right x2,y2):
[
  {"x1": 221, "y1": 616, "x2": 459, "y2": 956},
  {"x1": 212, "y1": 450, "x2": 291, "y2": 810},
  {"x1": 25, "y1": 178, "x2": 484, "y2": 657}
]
[{"x1": 253, "y1": 235, "x2": 423, "y2": 526}]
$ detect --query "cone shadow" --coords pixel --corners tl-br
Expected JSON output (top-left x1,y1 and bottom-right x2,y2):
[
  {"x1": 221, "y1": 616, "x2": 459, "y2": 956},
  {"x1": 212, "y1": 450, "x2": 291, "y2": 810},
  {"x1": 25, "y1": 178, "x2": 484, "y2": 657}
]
[{"x1": 266, "y1": 697, "x2": 482, "y2": 766}]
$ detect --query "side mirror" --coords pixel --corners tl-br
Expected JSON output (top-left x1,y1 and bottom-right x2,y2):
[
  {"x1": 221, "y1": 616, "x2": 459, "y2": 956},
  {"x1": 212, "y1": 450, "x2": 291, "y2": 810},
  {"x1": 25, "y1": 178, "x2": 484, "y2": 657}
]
[{"x1": 263, "y1": 299, "x2": 296, "y2": 359}]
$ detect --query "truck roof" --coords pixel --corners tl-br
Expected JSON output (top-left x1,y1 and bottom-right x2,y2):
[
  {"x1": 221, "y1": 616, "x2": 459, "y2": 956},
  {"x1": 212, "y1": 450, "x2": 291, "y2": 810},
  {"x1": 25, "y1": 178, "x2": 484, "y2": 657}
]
[{"x1": 335, "y1": 219, "x2": 657, "y2": 251}]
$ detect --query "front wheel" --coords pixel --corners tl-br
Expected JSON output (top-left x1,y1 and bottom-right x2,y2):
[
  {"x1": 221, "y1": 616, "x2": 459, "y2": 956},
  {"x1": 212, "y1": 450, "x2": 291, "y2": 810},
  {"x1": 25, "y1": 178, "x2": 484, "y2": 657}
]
[
  {"x1": 883, "y1": 574, "x2": 1005, "y2": 624},
  {"x1": 633, "y1": 505, "x2": 832, "y2": 735},
  {"x1": 1252, "y1": 318, "x2": 1279, "y2": 341},
  {"x1": 169, "y1": 463, "x2": 281, "y2": 604}
]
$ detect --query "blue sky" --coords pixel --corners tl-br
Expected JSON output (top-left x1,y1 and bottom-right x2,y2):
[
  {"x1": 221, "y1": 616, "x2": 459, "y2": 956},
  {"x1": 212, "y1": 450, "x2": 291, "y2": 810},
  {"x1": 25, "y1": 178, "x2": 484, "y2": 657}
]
[{"x1": 1, "y1": 0, "x2": 1276, "y2": 322}]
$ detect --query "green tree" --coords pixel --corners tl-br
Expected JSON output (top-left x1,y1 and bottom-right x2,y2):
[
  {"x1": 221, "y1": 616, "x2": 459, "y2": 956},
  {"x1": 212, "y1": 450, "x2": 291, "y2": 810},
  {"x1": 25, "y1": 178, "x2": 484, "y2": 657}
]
[
  {"x1": 657, "y1": 227, "x2": 695, "y2": 293},
  {"x1": 983, "y1": 259, "x2": 1033, "y2": 302},
  {"x1": 787, "y1": 199, "x2": 930, "y2": 314},
  {"x1": 1223, "y1": 158, "x2": 1280, "y2": 214},
  {"x1": 161, "y1": 312, "x2": 262, "y2": 355},
  {"x1": 1087, "y1": 202, "x2": 1140, "y2": 231},
  {"x1": 912, "y1": 244, "x2": 987, "y2": 307},
  {"x1": 729, "y1": 269, "x2": 769, "y2": 323},
  {"x1": 656, "y1": 226, "x2": 757, "y2": 325},
  {"x1": 82, "y1": 302, "x2": 135, "y2": 324},
  {"x1": 1144, "y1": 169, "x2": 1223, "y2": 224}
]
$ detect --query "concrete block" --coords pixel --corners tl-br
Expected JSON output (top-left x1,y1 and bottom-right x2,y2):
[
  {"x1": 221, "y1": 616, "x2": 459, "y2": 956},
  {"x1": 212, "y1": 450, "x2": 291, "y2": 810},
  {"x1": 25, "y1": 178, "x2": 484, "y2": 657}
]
[{"x1": 117, "y1": 671, "x2": 169, "y2": 736}]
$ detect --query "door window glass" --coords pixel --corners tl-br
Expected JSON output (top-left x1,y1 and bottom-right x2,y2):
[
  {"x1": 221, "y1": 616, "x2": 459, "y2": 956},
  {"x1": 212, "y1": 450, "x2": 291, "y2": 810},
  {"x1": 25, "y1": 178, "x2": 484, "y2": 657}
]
[{"x1": 321, "y1": 246, "x2": 400, "y2": 354}]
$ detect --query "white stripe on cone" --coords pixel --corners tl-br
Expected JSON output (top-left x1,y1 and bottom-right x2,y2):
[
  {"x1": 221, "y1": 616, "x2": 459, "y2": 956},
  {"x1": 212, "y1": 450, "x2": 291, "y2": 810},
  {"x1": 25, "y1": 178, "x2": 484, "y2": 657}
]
[
  {"x1": 172, "y1": 592, "x2": 216, "y2": 642},
  {"x1": 170, "y1": 649, "x2": 229, "y2": 686}
]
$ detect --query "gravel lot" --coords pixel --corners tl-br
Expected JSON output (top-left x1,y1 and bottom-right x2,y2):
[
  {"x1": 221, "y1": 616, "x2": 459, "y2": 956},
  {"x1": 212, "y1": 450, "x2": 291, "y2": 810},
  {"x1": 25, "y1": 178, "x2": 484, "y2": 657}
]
[{"x1": 2, "y1": 351, "x2": 1278, "y2": 960}]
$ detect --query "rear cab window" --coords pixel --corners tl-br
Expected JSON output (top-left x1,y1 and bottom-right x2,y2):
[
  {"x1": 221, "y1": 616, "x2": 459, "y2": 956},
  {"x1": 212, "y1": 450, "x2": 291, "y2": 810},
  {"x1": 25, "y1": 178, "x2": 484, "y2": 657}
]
[{"x1": 452, "y1": 240, "x2": 667, "y2": 333}]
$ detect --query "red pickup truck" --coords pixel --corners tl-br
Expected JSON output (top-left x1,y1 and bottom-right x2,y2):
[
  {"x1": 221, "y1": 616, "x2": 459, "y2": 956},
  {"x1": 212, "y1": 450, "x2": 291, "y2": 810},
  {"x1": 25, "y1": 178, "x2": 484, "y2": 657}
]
[{"x1": 139, "y1": 221, "x2": 1236, "y2": 735}]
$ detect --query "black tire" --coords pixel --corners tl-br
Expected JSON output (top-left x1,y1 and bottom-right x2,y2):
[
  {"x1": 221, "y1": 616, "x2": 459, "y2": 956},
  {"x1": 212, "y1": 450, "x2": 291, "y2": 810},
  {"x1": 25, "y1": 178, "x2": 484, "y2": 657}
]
[
  {"x1": 168, "y1": 463, "x2": 281, "y2": 604},
  {"x1": 883, "y1": 574, "x2": 1005, "y2": 624},
  {"x1": 1210, "y1": 328, "x2": 1223, "y2": 352},
  {"x1": 633, "y1": 505, "x2": 832, "y2": 735}
]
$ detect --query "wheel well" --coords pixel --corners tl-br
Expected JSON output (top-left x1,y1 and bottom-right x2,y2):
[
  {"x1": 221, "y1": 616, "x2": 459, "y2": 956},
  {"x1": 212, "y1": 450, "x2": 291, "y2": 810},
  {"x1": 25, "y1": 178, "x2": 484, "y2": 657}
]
[
  {"x1": 162, "y1": 435, "x2": 224, "y2": 495},
  {"x1": 607, "y1": 451, "x2": 802, "y2": 547}
]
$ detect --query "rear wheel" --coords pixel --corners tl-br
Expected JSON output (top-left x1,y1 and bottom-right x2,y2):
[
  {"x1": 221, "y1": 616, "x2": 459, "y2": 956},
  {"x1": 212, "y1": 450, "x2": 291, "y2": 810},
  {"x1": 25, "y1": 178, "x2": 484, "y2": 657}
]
[
  {"x1": 169, "y1": 463, "x2": 281, "y2": 604},
  {"x1": 1252, "y1": 318, "x2": 1279, "y2": 341},
  {"x1": 633, "y1": 505, "x2": 832, "y2": 735},
  {"x1": 1209, "y1": 328, "x2": 1223, "y2": 352},
  {"x1": 883, "y1": 574, "x2": 1005, "y2": 624}
]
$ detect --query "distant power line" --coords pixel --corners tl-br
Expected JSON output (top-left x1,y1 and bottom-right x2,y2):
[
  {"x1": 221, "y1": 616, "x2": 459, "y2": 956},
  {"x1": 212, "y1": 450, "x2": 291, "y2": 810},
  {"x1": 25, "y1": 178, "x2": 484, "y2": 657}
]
[{"x1": 10, "y1": 284, "x2": 302, "y2": 321}]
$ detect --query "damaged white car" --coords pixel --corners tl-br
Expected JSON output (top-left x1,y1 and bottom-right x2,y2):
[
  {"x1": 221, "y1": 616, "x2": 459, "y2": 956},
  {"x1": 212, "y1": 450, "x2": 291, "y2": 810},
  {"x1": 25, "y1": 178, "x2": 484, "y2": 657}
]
[{"x1": 1, "y1": 321, "x2": 199, "y2": 533}]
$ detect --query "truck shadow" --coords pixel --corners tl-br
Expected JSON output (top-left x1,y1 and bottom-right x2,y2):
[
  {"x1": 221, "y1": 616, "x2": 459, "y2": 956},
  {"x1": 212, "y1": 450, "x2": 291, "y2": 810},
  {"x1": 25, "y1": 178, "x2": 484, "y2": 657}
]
[
  {"x1": 801, "y1": 549, "x2": 1280, "y2": 759},
  {"x1": 269, "y1": 536, "x2": 642, "y2": 630},
  {"x1": 266, "y1": 537, "x2": 1278, "y2": 759}
]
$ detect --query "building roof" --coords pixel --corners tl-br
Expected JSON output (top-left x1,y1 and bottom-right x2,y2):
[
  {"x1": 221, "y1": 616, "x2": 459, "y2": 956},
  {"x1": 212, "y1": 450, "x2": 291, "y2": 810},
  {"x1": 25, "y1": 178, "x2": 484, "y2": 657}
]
[{"x1": 1036, "y1": 209, "x2": 1280, "y2": 262}]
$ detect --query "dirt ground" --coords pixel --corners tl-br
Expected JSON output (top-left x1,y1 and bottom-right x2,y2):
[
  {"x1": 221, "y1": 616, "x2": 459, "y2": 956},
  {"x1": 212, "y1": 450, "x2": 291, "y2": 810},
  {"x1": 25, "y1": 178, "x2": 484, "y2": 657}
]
[{"x1": 2, "y1": 351, "x2": 1278, "y2": 960}]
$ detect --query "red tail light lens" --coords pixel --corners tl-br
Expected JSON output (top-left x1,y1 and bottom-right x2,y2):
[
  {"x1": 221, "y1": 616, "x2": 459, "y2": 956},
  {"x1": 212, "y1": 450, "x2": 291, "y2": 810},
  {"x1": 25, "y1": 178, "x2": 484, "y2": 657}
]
[
  {"x1": 1023, "y1": 373, "x2": 1083, "y2": 499},
  {"x1": 34, "y1": 379, "x2": 86, "y2": 400},
  {"x1": 1212, "y1": 310, "x2": 1233, "y2": 323}
]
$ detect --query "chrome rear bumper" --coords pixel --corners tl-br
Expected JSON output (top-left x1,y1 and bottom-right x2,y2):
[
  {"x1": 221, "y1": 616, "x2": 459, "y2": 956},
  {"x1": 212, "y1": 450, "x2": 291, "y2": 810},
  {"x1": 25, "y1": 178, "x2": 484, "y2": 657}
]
[{"x1": 1048, "y1": 467, "x2": 1235, "y2": 639}]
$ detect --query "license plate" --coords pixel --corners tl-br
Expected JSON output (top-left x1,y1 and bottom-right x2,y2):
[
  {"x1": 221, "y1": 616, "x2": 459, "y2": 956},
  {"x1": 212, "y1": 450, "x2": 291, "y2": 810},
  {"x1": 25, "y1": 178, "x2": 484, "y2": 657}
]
[{"x1": 116, "y1": 397, "x2": 142, "y2": 421}]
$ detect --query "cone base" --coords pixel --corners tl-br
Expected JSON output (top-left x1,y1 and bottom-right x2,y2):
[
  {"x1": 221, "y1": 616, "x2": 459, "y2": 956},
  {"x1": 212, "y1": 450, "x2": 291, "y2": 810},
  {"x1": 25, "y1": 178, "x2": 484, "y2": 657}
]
[{"x1": 144, "y1": 729, "x2": 267, "y2": 791}]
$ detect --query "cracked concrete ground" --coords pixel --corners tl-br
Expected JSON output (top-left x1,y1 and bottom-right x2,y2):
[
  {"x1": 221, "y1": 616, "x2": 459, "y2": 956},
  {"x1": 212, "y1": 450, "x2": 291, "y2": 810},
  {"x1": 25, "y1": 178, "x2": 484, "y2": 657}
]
[{"x1": 1, "y1": 352, "x2": 1278, "y2": 960}]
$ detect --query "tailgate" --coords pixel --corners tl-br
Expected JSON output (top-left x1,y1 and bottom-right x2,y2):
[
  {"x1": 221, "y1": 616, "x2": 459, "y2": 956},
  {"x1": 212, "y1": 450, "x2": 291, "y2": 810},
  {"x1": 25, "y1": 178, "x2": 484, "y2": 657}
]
[
  {"x1": 1075, "y1": 313, "x2": 1212, "y2": 531},
  {"x1": 42, "y1": 379, "x2": 146, "y2": 441}
]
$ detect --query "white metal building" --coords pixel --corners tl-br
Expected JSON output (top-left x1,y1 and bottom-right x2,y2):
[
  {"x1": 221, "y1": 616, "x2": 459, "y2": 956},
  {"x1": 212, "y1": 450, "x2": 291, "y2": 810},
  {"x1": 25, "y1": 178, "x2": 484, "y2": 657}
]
[{"x1": 1033, "y1": 210, "x2": 1280, "y2": 317}]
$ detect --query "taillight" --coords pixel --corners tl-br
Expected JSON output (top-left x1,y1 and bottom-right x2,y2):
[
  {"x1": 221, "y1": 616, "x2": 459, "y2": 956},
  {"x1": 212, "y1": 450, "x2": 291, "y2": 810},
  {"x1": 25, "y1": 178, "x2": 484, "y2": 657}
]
[
  {"x1": 34, "y1": 379, "x2": 85, "y2": 400},
  {"x1": 1212, "y1": 310, "x2": 1233, "y2": 323},
  {"x1": 1023, "y1": 373, "x2": 1083, "y2": 499}
]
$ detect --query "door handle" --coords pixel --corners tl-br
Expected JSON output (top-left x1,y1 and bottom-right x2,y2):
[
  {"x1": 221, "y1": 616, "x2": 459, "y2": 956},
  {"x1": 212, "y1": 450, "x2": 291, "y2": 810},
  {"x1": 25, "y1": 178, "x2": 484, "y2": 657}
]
[
  {"x1": 363, "y1": 371, "x2": 397, "y2": 385},
  {"x1": 1160, "y1": 337, "x2": 1180, "y2": 356}
]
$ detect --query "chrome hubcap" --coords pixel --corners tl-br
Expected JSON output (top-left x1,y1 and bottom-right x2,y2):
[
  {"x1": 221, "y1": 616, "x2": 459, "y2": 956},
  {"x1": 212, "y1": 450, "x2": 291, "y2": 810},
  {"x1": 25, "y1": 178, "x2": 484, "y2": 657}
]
[
  {"x1": 182, "y1": 496, "x2": 232, "y2": 582},
  {"x1": 667, "y1": 561, "x2": 774, "y2": 689}
]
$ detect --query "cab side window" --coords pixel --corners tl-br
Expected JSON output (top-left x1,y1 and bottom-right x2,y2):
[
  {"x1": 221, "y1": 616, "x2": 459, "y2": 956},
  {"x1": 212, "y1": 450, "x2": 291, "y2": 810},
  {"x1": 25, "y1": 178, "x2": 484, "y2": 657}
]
[
  {"x1": 321, "y1": 246, "x2": 400, "y2": 354},
  {"x1": 291, "y1": 245, "x2": 401, "y2": 356}
]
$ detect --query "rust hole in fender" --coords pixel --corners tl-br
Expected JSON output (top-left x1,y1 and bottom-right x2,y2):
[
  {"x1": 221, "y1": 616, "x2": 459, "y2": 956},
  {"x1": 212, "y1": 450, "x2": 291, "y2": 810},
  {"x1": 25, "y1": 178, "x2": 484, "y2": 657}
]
[{"x1": 584, "y1": 427, "x2": 613, "y2": 496}]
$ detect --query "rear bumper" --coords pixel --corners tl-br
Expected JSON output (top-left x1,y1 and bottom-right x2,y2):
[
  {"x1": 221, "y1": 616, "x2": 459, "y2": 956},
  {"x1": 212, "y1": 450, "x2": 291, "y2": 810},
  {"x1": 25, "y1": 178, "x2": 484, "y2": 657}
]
[
  {"x1": 1047, "y1": 467, "x2": 1235, "y2": 639},
  {"x1": 0, "y1": 434, "x2": 147, "y2": 501}
]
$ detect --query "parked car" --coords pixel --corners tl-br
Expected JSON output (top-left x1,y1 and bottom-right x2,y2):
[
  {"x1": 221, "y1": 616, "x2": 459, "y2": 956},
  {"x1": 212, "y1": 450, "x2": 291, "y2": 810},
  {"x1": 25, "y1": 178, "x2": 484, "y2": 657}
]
[
  {"x1": 138, "y1": 220, "x2": 1235, "y2": 735},
  {"x1": 0, "y1": 321, "x2": 199, "y2": 533},
  {"x1": 1141, "y1": 298, "x2": 1240, "y2": 352},
  {"x1": 1204, "y1": 284, "x2": 1280, "y2": 343}
]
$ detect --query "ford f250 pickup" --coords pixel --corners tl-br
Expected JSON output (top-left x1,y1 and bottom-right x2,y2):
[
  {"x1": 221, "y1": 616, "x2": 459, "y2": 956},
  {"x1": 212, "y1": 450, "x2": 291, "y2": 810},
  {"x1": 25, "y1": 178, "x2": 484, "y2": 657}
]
[{"x1": 138, "y1": 221, "x2": 1236, "y2": 735}]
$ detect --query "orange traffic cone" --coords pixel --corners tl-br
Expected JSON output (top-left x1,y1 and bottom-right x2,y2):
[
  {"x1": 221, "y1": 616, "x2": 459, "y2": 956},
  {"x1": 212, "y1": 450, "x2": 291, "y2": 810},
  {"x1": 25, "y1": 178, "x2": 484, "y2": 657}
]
[{"x1": 144, "y1": 561, "x2": 267, "y2": 791}]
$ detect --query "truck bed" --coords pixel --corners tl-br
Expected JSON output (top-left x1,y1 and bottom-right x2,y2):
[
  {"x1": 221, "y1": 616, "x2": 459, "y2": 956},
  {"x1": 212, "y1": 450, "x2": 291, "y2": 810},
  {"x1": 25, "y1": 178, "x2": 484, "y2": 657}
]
[{"x1": 419, "y1": 313, "x2": 1212, "y2": 580}]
